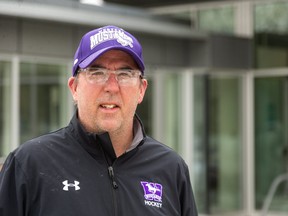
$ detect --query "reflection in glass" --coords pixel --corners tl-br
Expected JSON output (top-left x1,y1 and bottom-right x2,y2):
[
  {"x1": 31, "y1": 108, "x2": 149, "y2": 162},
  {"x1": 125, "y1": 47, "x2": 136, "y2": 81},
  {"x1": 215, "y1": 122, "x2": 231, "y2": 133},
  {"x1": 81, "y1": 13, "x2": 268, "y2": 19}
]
[
  {"x1": 0, "y1": 62, "x2": 11, "y2": 157},
  {"x1": 20, "y1": 63, "x2": 69, "y2": 143},
  {"x1": 193, "y1": 75, "x2": 242, "y2": 214},
  {"x1": 198, "y1": 6, "x2": 234, "y2": 34},
  {"x1": 255, "y1": 77, "x2": 288, "y2": 213}
]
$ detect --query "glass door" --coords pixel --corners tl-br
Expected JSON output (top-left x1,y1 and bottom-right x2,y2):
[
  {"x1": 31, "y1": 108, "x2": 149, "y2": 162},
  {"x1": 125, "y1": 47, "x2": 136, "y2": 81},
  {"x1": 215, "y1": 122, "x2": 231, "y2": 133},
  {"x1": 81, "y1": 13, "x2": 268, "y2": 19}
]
[
  {"x1": 193, "y1": 73, "x2": 243, "y2": 214},
  {"x1": 255, "y1": 75, "x2": 288, "y2": 214}
]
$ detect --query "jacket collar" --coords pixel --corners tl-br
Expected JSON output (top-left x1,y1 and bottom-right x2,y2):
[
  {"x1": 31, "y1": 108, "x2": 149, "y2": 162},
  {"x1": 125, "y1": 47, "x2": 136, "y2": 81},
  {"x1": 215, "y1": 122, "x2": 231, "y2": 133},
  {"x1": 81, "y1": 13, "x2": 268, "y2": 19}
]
[{"x1": 68, "y1": 110, "x2": 146, "y2": 164}]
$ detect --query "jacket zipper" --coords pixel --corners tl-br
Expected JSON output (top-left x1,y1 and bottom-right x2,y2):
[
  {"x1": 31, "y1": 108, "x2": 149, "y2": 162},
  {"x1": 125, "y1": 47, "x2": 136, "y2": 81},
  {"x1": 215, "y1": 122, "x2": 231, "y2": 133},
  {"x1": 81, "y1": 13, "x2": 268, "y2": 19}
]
[
  {"x1": 108, "y1": 165, "x2": 118, "y2": 216},
  {"x1": 108, "y1": 166, "x2": 118, "y2": 189}
]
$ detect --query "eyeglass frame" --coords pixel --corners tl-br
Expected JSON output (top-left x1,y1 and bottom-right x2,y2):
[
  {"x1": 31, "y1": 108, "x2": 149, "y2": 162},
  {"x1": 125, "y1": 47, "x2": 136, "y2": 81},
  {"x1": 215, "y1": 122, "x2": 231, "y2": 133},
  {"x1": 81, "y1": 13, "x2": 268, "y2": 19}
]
[{"x1": 77, "y1": 67, "x2": 144, "y2": 86}]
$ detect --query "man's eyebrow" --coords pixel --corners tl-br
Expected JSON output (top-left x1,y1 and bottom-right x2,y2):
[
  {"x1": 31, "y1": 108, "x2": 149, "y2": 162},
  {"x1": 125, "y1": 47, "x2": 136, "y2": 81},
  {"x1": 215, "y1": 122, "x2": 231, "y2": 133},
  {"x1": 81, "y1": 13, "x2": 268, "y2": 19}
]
[
  {"x1": 89, "y1": 64, "x2": 103, "y2": 68},
  {"x1": 90, "y1": 65, "x2": 135, "y2": 70},
  {"x1": 119, "y1": 66, "x2": 134, "y2": 70}
]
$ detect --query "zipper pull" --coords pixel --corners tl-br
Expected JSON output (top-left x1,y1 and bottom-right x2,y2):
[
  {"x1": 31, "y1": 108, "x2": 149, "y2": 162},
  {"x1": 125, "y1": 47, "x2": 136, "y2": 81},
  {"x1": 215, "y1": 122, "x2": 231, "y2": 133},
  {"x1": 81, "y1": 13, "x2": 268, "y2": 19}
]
[{"x1": 108, "y1": 166, "x2": 118, "y2": 189}]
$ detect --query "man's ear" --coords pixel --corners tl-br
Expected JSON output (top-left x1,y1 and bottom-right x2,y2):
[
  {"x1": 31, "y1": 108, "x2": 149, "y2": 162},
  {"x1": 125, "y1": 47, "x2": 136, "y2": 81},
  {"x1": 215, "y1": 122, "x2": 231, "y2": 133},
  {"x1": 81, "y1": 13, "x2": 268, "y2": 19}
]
[
  {"x1": 138, "y1": 79, "x2": 148, "y2": 104},
  {"x1": 68, "y1": 77, "x2": 78, "y2": 102}
]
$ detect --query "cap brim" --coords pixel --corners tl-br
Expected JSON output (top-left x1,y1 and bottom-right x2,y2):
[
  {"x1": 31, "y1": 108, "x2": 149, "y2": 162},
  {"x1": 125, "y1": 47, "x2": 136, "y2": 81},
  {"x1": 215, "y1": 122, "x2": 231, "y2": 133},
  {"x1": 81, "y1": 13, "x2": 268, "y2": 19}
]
[{"x1": 79, "y1": 46, "x2": 145, "y2": 74}]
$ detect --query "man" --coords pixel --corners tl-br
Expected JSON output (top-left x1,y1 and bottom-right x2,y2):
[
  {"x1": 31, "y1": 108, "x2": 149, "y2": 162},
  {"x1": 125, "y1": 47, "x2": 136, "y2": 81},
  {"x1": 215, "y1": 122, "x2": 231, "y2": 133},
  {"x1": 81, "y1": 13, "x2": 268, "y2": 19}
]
[{"x1": 0, "y1": 25, "x2": 198, "y2": 215}]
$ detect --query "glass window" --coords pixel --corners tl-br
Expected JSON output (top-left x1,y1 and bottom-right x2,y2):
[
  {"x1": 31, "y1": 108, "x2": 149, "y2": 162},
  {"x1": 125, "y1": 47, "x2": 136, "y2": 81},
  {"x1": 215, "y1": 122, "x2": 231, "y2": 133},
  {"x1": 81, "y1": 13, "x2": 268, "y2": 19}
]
[
  {"x1": 193, "y1": 74, "x2": 207, "y2": 213},
  {"x1": 146, "y1": 71, "x2": 181, "y2": 152},
  {"x1": 254, "y1": 2, "x2": 288, "y2": 69},
  {"x1": 163, "y1": 73, "x2": 180, "y2": 151},
  {"x1": 255, "y1": 2, "x2": 288, "y2": 34},
  {"x1": 193, "y1": 74, "x2": 242, "y2": 214},
  {"x1": 20, "y1": 63, "x2": 69, "y2": 143},
  {"x1": 136, "y1": 76, "x2": 153, "y2": 135},
  {"x1": 198, "y1": 6, "x2": 234, "y2": 34},
  {"x1": 254, "y1": 76, "x2": 288, "y2": 213},
  {"x1": 0, "y1": 61, "x2": 11, "y2": 157},
  {"x1": 256, "y1": 43, "x2": 288, "y2": 69}
]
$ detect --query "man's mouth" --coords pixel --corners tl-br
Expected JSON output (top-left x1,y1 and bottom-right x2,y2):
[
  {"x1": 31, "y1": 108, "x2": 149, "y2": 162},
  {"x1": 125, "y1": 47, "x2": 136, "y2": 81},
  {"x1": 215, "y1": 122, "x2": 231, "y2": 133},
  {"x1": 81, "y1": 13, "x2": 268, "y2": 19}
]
[{"x1": 100, "y1": 104, "x2": 118, "y2": 109}]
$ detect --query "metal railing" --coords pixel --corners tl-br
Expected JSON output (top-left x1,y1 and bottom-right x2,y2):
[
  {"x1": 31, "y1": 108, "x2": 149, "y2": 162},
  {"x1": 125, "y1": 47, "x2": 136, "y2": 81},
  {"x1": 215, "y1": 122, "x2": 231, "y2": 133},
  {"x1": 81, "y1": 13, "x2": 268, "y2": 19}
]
[{"x1": 261, "y1": 173, "x2": 288, "y2": 216}]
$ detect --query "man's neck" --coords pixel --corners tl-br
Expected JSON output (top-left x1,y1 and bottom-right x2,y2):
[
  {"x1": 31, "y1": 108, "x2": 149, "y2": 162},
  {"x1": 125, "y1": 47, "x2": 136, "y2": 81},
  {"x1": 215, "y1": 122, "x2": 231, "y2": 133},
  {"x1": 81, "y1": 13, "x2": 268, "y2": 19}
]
[{"x1": 109, "y1": 126, "x2": 134, "y2": 157}]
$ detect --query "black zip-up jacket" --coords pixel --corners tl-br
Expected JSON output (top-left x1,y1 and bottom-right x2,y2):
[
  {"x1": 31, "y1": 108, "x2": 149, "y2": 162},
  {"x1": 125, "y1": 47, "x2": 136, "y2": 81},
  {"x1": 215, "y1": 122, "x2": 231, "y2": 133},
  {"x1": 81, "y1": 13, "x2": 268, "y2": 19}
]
[{"x1": 0, "y1": 113, "x2": 198, "y2": 216}]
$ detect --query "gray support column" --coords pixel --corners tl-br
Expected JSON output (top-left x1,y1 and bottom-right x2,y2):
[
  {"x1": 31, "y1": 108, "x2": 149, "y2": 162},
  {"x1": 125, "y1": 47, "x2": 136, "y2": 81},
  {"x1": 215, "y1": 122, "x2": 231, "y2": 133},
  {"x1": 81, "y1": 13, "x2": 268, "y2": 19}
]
[
  {"x1": 235, "y1": 1, "x2": 254, "y2": 38},
  {"x1": 152, "y1": 71, "x2": 165, "y2": 143},
  {"x1": 242, "y1": 71, "x2": 255, "y2": 216},
  {"x1": 180, "y1": 70, "x2": 194, "y2": 178}
]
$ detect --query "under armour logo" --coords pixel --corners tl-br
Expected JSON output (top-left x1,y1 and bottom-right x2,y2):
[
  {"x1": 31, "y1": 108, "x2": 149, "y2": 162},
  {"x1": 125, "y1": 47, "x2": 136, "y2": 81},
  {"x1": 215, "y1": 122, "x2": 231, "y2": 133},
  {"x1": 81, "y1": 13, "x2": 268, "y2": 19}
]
[{"x1": 62, "y1": 180, "x2": 80, "y2": 191}]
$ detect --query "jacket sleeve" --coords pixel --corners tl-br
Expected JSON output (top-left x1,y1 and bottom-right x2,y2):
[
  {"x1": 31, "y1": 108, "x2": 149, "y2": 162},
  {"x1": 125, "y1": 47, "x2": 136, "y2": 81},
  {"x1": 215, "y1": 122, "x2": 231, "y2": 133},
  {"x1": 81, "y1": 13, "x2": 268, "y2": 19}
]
[
  {"x1": 180, "y1": 163, "x2": 198, "y2": 216},
  {"x1": 0, "y1": 152, "x2": 30, "y2": 216}
]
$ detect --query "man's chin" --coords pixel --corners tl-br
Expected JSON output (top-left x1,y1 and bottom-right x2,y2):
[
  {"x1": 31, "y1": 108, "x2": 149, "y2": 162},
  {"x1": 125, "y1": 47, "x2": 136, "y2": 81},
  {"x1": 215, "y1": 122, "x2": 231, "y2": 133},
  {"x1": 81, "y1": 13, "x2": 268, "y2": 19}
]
[{"x1": 97, "y1": 122, "x2": 121, "y2": 133}]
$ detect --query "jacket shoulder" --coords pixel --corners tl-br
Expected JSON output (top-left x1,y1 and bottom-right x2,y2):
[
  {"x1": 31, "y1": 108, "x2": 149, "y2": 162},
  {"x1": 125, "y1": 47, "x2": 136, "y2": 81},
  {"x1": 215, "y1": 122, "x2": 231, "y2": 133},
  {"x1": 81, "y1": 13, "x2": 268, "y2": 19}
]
[
  {"x1": 13, "y1": 126, "x2": 70, "y2": 162},
  {"x1": 140, "y1": 136, "x2": 188, "y2": 167}
]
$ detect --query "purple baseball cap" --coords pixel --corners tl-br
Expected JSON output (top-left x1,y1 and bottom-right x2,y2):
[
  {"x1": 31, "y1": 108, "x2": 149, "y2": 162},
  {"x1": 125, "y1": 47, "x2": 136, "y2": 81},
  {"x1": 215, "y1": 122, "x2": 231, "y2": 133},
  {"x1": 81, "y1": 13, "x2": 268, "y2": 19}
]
[{"x1": 72, "y1": 25, "x2": 145, "y2": 76}]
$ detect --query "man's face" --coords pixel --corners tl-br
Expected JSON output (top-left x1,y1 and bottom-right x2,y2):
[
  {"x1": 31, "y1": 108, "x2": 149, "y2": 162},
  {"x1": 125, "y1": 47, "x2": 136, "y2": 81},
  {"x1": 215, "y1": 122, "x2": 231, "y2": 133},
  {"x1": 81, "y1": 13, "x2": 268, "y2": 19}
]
[{"x1": 68, "y1": 50, "x2": 148, "y2": 134}]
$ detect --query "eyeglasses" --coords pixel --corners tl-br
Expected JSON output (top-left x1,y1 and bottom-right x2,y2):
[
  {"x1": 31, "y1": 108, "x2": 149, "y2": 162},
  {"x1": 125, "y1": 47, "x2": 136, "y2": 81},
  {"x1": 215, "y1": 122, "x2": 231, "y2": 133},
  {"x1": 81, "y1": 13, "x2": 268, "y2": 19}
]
[{"x1": 78, "y1": 67, "x2": 142, "y2": 86}]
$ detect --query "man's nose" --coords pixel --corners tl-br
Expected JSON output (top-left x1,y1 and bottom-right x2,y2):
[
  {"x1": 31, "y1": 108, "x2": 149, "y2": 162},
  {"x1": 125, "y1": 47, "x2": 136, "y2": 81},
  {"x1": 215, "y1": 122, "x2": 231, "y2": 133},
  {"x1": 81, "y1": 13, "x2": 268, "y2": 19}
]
[{"x1": 103, "y1": 73, "x2": 120, "y2": 91}]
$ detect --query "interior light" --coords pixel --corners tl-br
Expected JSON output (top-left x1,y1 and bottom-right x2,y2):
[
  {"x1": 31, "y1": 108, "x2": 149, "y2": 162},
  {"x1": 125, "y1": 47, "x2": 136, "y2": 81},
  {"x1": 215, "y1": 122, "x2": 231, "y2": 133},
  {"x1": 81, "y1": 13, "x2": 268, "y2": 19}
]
[{"x1": 80, "y1": 0, "x2": 104, "y2": 6}]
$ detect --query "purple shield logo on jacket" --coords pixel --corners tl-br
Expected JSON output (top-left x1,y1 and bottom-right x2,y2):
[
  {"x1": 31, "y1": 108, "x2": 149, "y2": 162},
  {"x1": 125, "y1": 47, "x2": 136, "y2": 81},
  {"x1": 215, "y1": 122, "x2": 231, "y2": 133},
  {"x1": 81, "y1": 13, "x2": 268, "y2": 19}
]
[{"x1": 140, "y1": 181, "x2": 163, "y2": 202}]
